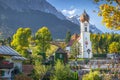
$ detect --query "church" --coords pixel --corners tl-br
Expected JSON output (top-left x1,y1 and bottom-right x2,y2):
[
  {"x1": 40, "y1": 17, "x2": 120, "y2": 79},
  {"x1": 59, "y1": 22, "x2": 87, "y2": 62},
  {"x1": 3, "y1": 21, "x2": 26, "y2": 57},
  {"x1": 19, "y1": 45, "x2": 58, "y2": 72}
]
[{"x1": 66, "y1": 10, "x2": 92, "y2": 58}]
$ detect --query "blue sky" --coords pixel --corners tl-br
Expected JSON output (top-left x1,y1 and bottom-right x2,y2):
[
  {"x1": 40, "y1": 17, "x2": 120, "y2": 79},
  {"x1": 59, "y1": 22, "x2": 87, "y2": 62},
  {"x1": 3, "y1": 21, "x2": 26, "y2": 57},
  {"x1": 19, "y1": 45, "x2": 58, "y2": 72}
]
[{"x1": 47, "y1": 0, "x2": 112, "y2": 32}]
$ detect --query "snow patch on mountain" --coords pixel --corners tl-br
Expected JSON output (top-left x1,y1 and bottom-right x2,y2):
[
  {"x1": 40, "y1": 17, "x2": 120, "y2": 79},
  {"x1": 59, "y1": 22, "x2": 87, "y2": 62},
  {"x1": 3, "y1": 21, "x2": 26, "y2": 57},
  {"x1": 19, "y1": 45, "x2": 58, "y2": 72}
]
[
  {"x1": 90, "y1": 24, "x2": 102, "y2": 34},
  {"x1": 67, "y1": 15, "x2": 80, "y2": 25}
]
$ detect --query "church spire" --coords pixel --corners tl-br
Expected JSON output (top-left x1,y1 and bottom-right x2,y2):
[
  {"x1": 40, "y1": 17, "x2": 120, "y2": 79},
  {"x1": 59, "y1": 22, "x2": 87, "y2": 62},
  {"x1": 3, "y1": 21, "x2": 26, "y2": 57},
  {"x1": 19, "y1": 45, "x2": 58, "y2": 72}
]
[{"x1": 80, "y1": 10, "x2": 90, "y2": 23}]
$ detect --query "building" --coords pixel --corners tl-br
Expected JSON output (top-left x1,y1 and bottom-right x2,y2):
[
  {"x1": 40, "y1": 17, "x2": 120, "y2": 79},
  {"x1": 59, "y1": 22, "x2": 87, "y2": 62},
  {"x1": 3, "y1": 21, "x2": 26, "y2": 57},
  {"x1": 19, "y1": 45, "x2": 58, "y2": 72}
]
[
  {"x1": 0, "y1": 45, "x2": 26, "y2": 80},
  {"x1": 66, "y1": 34, "x2": 80, "y2": 56},
  {"x1": 78, "y1": 10, "x2": 92, "y2": 58},
  {"x1": 55, "y1": 48, "x2": 68, "y2": 63},
  {"x1": 66, "y1": 11, "x2": 92, "y2": 59}
]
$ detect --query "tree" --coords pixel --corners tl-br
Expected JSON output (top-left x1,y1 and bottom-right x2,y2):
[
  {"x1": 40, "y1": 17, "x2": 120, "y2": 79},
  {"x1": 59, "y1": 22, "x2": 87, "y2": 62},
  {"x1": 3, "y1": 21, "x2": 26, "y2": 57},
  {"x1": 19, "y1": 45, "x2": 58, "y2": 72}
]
[
  {"x1": 51, "y1": 60, "x2": 74, "y2": 80},
  {"x1": 90, "y1": 33, "x2": 120, "y2": 54},
  {"x1": 90, "y1": 34, "x2": 100, "y2": 54},
  {"x1": 82, "y1": 71, "x2": 101, "y2": 80},
  {"x1": 94, "y1": 0, "x2": 120, "y2": 30},
  {"x1": 33, "y1": 59, "x2": 48, "y2": 80},
  {"x1": 70, "y1": 41, "x2": 81, "y2": 60},
  {"x1": 65, "y1": 31, "x2": 71, "y2": 43},
  {"x1": 30, "y1": 49, "x2": 49, "y2": 80},
  {"x1": 0, "y1": 37, "x2": 12, "y2": 46},
  {"x1": 6, "y1": 37, "x2": 12, "y2": 46},
  {"x1": 104, "y1": 33, "x2": 110, "y2": 53},
  {"x1": 11, "y1": 28, "x2": 32, "y2": 57},
  {"x1": 109, "y1": 42, "x2": 120, "y2": 53},
  {"x1": 99, "y1": 35, "x2": 104, "y2": 53},
  {"x1": 35, "y1": 27, "x2": 52, "y2": 59}
]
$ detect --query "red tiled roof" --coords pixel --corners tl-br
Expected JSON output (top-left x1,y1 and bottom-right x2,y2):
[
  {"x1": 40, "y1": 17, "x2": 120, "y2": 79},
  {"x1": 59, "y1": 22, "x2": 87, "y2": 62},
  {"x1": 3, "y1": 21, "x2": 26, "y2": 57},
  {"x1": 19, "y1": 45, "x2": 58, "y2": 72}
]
[
  {"x1": 77, "y1": 36, "x2": 81, "y2": 41},
  {"x1": 67, "y1": 34, "x2": 81, "y2": 47},
  {"x1": 71, "y1": 33, "x2": 79, "y2": 40},
  {"x1": 67, "y1": 40, "x2": 75, "y2": 46}
]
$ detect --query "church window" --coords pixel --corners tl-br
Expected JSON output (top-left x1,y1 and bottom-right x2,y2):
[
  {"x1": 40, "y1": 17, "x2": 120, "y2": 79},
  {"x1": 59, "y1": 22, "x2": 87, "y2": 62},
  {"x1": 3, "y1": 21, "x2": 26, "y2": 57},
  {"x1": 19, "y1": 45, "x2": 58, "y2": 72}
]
[{"x1": 85, "y1": 27, "x2": 87, "y2": 32}]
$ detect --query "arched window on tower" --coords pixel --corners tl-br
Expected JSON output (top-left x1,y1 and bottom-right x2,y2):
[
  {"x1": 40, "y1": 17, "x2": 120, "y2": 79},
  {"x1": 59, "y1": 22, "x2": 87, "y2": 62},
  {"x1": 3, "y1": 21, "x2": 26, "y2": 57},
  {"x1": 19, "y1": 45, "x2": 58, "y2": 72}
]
[
  {"x1": 84, "y1": 22, "x2": 88, "y2": 32},
  {"x1": 85, "y1": 27, "x2": 87, "y2": 32}
]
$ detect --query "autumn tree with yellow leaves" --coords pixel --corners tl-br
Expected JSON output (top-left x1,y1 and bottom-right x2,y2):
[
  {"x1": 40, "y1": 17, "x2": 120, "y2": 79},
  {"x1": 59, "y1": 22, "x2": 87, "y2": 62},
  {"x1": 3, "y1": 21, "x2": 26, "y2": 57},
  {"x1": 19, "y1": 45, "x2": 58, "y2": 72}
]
[
  {"x1": 94, "y1": 0, "x2": 120, "y2": 30},
  {"x1": 35, "y1": 27, "x2": 52, "y2": 60},
  {"x1": 109, "y1": 41, "x2": 120, "y2": 53},
  {"x1": 11, "y1": 28, "x2": 32, "y2": 57}
]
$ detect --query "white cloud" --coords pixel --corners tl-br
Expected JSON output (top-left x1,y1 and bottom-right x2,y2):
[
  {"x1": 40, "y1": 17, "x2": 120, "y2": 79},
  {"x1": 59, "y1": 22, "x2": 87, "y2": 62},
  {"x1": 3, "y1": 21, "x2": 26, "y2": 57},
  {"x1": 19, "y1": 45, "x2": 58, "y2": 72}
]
[{"x1": 62, "y1": 8, "x2": 77, "y2": 18}]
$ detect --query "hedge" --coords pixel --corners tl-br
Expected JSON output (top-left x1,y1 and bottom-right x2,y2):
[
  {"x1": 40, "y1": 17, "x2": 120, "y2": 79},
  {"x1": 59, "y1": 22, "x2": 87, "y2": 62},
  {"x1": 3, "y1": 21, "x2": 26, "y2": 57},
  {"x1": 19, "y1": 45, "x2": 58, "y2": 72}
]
[{"x1": 93, "y1": 54, "x2": 107, "y2": 58}]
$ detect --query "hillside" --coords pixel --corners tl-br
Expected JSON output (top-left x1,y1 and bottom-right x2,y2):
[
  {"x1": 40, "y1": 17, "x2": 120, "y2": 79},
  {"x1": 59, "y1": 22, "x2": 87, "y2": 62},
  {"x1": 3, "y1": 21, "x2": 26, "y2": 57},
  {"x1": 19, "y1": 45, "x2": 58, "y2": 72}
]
[{"x1": 0, "y1": 0, "x2": 102, "y2": 39}]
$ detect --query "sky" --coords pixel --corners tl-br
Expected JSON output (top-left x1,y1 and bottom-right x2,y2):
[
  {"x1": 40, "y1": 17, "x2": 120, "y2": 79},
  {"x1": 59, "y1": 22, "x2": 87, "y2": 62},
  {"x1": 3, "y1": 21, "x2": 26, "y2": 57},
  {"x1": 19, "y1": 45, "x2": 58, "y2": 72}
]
[{"x1": 46, "y1": 0, "x2": 112, "y2": 32}]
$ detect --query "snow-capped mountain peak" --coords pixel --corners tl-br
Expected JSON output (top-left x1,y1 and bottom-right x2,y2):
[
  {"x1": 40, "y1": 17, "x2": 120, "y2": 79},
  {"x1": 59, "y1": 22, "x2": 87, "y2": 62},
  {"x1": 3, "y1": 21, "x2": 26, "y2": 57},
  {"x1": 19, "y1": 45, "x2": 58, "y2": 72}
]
[{"x1": 67, "y1": 15, "x2": 80, "y2": 25}]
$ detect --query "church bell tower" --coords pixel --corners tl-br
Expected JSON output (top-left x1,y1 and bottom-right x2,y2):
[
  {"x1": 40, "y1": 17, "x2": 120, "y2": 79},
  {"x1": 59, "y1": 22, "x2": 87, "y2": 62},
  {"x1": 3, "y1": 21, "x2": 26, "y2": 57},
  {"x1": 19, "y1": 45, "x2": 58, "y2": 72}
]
[{"x1": 79, "y1": 10, "x2": 92, "y2": 58}]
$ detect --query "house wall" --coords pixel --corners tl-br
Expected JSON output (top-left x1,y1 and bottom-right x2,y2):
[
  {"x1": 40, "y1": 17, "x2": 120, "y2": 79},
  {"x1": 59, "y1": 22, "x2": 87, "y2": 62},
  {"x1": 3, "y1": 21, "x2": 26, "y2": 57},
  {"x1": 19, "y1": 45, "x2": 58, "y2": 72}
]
[
  {"x1": 66, "y1": 46, "x2": 70, "y2": 52},
  {"x1": 13, "y1": 60, "x2": 22, "y2": 72},
  {"x1": 1, "y1": 69, "x2": 13, "y2": 80},
  {"x1": 0, "y1": 56, "x2": 13, "y2": 80},
  {"x1": 0, "y1": 56, "x2": 23, "y2": 80}
]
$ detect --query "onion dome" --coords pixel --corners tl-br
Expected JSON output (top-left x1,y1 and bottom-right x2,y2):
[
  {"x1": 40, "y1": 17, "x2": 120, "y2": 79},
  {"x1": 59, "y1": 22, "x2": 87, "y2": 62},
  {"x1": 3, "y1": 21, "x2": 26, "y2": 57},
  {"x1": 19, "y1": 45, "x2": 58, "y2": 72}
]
[{"x1": 80, "y1": 10, "x2": 89, "y2": 23}]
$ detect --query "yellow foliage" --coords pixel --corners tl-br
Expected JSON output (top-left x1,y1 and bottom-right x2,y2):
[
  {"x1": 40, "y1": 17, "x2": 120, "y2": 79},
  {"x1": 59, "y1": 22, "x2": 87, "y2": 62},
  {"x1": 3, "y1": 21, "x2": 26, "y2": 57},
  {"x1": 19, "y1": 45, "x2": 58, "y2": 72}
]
[
  {"x1": 109, "y1": 42, "x2": 119, "y2": 53},
  {"x1": 99, "y1": 3, "x2": 120, "y2": 30},
  {"x1": 11, "y1": 27, "x2": 32, "y2": 57},
  {"x1": 46, "y1": 44, "x2": 58, "y2": 57}
]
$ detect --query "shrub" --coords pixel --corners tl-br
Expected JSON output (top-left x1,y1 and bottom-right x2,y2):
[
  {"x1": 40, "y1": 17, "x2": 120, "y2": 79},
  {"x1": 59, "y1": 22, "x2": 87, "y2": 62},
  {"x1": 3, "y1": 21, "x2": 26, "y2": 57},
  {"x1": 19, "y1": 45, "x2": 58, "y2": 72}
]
[{"x1": 93, "y1": 54, "x2": 107, "y2": 58}]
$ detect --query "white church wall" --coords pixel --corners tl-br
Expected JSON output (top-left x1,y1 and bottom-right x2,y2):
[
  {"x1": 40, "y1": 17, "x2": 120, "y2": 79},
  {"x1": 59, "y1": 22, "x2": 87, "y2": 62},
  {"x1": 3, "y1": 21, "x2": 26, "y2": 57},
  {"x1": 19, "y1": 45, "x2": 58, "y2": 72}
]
[{"x1": 78, "y1": 11, "x2": 92, "y2": 58}]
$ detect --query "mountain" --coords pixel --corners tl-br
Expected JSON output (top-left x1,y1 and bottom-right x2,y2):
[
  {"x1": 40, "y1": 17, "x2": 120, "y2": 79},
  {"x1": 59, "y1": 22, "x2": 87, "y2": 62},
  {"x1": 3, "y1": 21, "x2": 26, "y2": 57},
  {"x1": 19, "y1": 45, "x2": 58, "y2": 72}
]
[
  {"x1": 0, "y1": 0, "x2": 102, "y2": 39},
  {"x1": 0, "y1": 0, "x2": 66, "y2": 20},
  {"x1": 67, "y1": 15, "x2": 80, "y2": 25},
  {"x1": 90, "y1": 24, "x2": 102, "y2": 33}
]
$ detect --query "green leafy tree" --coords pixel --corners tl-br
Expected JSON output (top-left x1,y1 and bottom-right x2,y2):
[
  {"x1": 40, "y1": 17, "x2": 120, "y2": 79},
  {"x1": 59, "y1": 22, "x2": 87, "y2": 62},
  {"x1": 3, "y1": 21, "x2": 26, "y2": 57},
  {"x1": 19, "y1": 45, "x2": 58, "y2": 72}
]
[
  {"x1": 51, "y1": 60, "x2": 74, "y2": 80},
  {"x1": 90, "y1": 34, "x2": 100, "y2": 54},
  {"x1": 82, "y1": 71, "x2": 101, "y2": 80},
  {"x1": 91, "y1": 33, "x2": 120, "y2": 54},
  {"x1": 33, "y1": 59, "x2": 48, "y2": 80},
  {"x1": 104, "y1": 33, "x2": 110, "y2": 53},
  {"x1": 109, "y1": 42, "x2": 120, "y2": 53},
  {"x1": 70, "y1": 41, "x2": 81, "y2": 60},
  {"x1": 65, "y1": 31, "x2": 71, "y2": 43},
  {"x1": 99, "y1": 35, "x2": 104, "y2": 53},
  {"x1": 6, "y1": 37, "x2": 12, "y2": 46},
  {"x1": 94, "y1": 0, "x2": 120, "y2": 30},
  {"x1": 11, "y1": 28, "x2": 31, "y2": 57},
  {"x1": 35, "y1": 26, "x2": 52, "y2": 59},
  {"x1": 31, "y1": 49, "x2": 51, "y2": 80}
]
